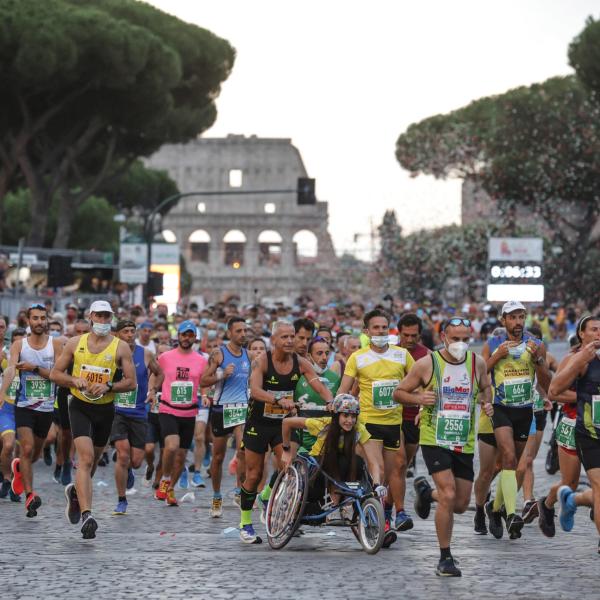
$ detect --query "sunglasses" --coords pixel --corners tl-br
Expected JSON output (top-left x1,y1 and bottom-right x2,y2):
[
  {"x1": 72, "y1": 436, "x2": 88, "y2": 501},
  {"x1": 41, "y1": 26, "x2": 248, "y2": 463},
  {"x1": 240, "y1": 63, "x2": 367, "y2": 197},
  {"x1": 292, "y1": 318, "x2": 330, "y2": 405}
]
[
  {"x1": 444, "y1": 318, "x2": 472, "y2": 330},
  {"x1": 29, "y1": 303, "x2": 46, "y2": 310}
]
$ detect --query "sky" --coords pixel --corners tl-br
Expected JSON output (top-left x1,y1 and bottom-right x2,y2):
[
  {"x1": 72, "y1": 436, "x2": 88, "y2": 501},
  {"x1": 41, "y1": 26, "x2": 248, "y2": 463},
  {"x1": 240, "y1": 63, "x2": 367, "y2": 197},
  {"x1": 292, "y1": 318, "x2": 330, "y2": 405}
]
[{"x1": 148, "y1": 0, "x2": 598, "y2": 259}]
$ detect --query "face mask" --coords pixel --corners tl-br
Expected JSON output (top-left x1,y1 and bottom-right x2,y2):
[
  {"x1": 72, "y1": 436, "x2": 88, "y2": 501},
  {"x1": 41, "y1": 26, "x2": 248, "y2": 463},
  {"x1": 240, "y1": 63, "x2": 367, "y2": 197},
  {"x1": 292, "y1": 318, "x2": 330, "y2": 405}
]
[
  {"x1": 370, "y1": 335, "x2": 389, "y2": 348},
  {"x1": 200, "y1": 319, "x2": 209, "y2": 326},
  {"x1": 446, "y1": 341, "x2": 468, "y2": 361},
  {"x1": 312, "y1": 362, "x2": 326, "y2": 375},
  {"x1": 207, "y1": 330, "x2": 217, "y2": 340},
  {"x1": 49, "y1": 331, "x2": 61, "y2": 338},
  {"x1": 92, "y1": 322, "x2": 111, "y2": 337}
]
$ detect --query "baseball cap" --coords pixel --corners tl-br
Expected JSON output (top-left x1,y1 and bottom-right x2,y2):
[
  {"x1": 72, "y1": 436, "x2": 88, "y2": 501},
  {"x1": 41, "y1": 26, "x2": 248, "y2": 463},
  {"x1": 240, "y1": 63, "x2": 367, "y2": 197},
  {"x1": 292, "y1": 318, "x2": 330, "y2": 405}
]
[
  {"x1": 178, "y1": 320, "x2": 197, "y2": 335},
  {"x1": 89, "y1": 300, "x2": 114, "y2": 314},
  {"x1": 501, "y1": 300, "x2": 526, "y2": 315},
  {"x1": 137, "y1": 321, "x2": 153, "y2": 330}
]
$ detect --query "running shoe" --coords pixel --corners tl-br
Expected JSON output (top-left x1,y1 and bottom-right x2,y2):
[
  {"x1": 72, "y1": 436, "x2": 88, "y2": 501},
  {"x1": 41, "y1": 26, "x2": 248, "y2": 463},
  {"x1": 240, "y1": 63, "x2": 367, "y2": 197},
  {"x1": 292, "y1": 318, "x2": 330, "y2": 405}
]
[
  {"x1": 233, "y1": 488, "x2": 241, "y2": 508},
  {"x1": 558, "y1": 485, "x2": 577, "y2": 532},
  {"x1": 0, "y1": 478, "x2": 10, "y2": 498},
  {"x1": 473, "y1": 508, "x2": 487, "y2": 535},
  {"x1": 413, "y1": 476, "x2": 432, "y2": 519},
  {"x1": 81, "y1": 513, "x2": 98, "y2": 539},
  {"x1": 239, "y1": 524, "x2": 261, "y2": 544},
  {"x1": 98, "y1": 452, "x2": 109, "y2": 467},
  {"x1": 210, "y1": 496, "x2": 223, "y2": 518},
  {"x1": 145, "y1": 464, "x2": 154, "y2": 484},
  {"x1": 52, "y1": 465, "x2": 62, "y2": 484},
  {"x1": 522, "y1": 499, "x2": 539, "y2": 524},
  {"x1": 126, "y1": 468, "x2": 135, "y2": 490},
  {"x1": 9, "y1": 489, "x2": 21, "y2": 502},
  {"x1": 191, "y1": 471, "x2": 205, "y2": 488},
  {"x1": 436, "y1": 557, "x2": 461, "y2": 577},
  {"x1": 166, "y1": 488, "x2": 178, "y2": 506},
  {"x1": 382, "y1": 519, "x2": 397, "y2": 548},
  {"x1": 259, "y1": 496, "x2": 268, "y2": 525},
  {"x1": 485, "y1": 500, "x2": 503, "y2": 539},
  {"x1": 25, "y1": 493, "x2": 42, "y2": 518},
  {"x1": 178, "y1": 468, "x2": 189, "y2": 489},
  {"x1": 537, "y1": 496, "x2": 556, "y2": 538},
  {"x1": 10, "y1": 458, "x2": 23, "y2": 495},
  {"x1": 506, "y1": 513, "x2": 524, "y2": 539},
  {"x1": 394, "y1": 510, "x2": 414, "y2": 531},
  {"x1": 43, "y1": 446, "x2": 53, "y2": 466},
  {"x1": 155, "y1": 479, "x2": 169, "y2": 501},
  {"x1": 60, "y1": 461, "x2": 72, "y2": 486},
  {"x1": 64, "y1": 483, "x2": 81, "y2": 524},
  {"x1": 113, "y1": 499, "x2": 128, "y2": 515}
]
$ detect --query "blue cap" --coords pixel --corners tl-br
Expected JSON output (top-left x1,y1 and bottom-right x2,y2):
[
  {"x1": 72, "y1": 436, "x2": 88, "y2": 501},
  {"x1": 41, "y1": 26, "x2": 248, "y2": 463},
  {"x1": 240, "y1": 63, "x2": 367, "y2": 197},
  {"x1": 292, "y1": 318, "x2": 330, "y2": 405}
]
[
  {"x1": 138, "y1": 321, "x2": 153, "y2": 330},
  {"x1": 178, "y1": 320, "x2": 197, "y2": 335}
]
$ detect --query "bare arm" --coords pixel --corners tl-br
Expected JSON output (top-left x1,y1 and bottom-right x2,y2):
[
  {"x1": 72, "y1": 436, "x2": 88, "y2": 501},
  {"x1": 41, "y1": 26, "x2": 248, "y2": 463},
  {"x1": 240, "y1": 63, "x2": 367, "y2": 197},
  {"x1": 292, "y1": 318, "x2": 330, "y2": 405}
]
[
  {"x1": 113, "y1": 341, "x2": 136, "y2": 393},
  {"x1": 393, "y1": 356, "x2": 436, "y2": 407},
  {"x1": 0, "y1": 341, "x2": 21, "y2": 405},
  {"x1": 249, "y1": 353, "x2": 276, "y2": 405},
  {"x1": 145, "y1": 349, "x2": 163, "y2": 403},
  {"x1": 548, "y1": 352, "x2": 581, "y2": 402},
  {"x1": 475, "y1": 355, "x2": 494, "y2": 416},
  {"x1": 483, "y1": 341, "x2": 509, "y2": 372},
  {"x1": 337, "y1": 374, "x2": 356, "y2": 395},
  {"x1": 548, "y1": 344, "x2": 595, "y2": 397},
  {"x1": 199, "y1": 349, "x2": 224, "y2": 387},
  {"x1": 531, "y1": 341, "x2": 551, "y2": 394},
  {"x1": 282, "y1": 417, "x2": 307, "y2": 447}
]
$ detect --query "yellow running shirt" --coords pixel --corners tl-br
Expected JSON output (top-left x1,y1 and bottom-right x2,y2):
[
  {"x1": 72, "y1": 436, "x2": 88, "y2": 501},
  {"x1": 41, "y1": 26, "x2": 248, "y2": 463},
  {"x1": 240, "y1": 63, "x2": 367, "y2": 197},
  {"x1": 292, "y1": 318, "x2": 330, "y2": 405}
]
[
  {"x1": 344, "y1": 345, "x2": 414, "y2": 426},
  {"x1": 305, "y1": 417, "x2": 371, "y2": 457}
]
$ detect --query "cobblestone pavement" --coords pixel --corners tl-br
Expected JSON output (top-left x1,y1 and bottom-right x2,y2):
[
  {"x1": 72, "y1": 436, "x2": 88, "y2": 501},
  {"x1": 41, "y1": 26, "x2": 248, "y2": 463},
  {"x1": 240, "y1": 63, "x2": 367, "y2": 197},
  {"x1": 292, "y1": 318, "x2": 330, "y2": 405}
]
[{"x1": 2, "y1": 422, "x2": 596, "y2": 600}]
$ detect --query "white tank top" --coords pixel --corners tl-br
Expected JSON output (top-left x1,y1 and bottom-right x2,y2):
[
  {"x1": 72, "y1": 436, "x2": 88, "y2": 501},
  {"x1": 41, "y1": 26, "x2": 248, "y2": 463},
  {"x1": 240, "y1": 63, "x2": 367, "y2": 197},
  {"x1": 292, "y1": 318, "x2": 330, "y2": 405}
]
[{"x1": 17, "y1": 336, "x2": 56, "y2": 411}]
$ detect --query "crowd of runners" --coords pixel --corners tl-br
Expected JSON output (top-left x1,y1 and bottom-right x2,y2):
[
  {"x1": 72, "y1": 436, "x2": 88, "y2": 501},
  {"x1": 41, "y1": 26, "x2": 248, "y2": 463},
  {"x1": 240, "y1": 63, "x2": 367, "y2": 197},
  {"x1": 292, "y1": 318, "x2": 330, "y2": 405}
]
[{"x1": 1, "y1": 297, "x2": 599, "y2": 576}]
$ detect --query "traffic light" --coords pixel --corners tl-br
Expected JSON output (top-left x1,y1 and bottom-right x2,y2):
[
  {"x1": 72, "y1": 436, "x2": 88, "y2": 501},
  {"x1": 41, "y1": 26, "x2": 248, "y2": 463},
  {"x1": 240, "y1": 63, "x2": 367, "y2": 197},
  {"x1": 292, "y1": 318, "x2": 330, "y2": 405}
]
[
  {"x1": 47, "y1": 255, "x2": 73, "y2": 287},
  {"x1": 297, "y1": 177, "x2": 316, "y2": 205},
  {"x1": 148, "y1": 271, "x2": 164, "y2": 297}
]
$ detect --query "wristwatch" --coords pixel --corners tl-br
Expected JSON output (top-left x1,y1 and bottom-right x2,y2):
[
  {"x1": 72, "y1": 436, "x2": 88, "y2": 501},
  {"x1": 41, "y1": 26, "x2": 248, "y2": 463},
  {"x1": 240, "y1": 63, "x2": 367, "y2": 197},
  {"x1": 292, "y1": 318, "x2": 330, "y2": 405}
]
[
  {"x1": 535, "y1": 356, "x2": 545, "y2": 366},
  {"x1": 106, "y1": 381, "x2": 113, "y2": 391},
  {"x1": 32, "y1": 366, "x2": 40, "y2": 374}
]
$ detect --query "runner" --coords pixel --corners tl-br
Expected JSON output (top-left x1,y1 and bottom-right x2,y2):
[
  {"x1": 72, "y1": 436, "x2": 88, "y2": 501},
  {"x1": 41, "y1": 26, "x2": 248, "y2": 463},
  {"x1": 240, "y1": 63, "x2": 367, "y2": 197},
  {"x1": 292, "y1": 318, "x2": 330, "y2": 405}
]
[
  {"x1": 0, "y1": 303, "x2": 62, "y2": 518},
  {"x1": 239, "y1": 321, "x2": 333, "y2": 543},
  {"x1": 155, "y1": 320, "x2": 207, "y2": 506},
  {"x1": 293, "y1": 318, "x2": 315, "y2": 358},
  {"x1": 547, "y1": 314, "x2": 600, "y2": 551},
  {"x1": 337, "y1": 308, "x2": 414, "y2": 536},
  {"x1": 483, "y1": 301, "x2": 550, "y2": 540},
  {"x1": 111, "y1": 320, "x2": 163, "y2": 515},
  {"x1": 394, "y1": 317, "x2": 492, "y2": 576},
  {"x1": 0, "y1": 327, "x2": 26, "y2": 502},
  {"x1": 136, "y1": 321, "x2": 157, "y2": 355},
  {"x1": 50, "y1": 300, "x2": 136, "y2": 539},
  {"x1": 200, "y1": 317, "x2": 250, "y2": 517}
]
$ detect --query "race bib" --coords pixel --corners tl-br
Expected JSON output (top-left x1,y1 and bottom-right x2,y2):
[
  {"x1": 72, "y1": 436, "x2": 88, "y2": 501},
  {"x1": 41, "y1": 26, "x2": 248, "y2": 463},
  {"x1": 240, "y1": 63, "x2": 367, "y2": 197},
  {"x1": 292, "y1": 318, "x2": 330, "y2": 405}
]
[
  {"x1": 372, "y1": 379, "x2": 399, "y2": 410},
  {"x1": 503, "y1": 377, "x2": 532, "y2": 407},
  {"x1": 532, "y1": 390, "x2": 545, "y2": 412},
  {"x1": 555, "y1": 416, "x2": 576, "y2": 450},
  {"x1": 264, "y1": 391, "x2": 293, "y2": 419},
  {"x1": 25, "y1": 376, "x2": 52, "y2": 400},
  {"x1": 151, "y1": 392, "x2": 160, "y2": 414},
  {"x1": 223, "y1": 403, "x2": 248, "y2": 428},
  {"x1": 435, "y1": 410, "x2": 470, "y2": 448},
  {"x1": 592, "y1": 395, "x2": 600, "y2": 428},
  {"x1": 115, "y1": 386, "x2": 138, "y2": 410},
  {"x1": 7, "y1": 378, "x2": 19, "y2": 399},
  {"x1": 170, "y1": 381, "x2": 193, "y2": 405},
  {"x1": 80, "y1": 364, "x2": 111, "y2": 386}
]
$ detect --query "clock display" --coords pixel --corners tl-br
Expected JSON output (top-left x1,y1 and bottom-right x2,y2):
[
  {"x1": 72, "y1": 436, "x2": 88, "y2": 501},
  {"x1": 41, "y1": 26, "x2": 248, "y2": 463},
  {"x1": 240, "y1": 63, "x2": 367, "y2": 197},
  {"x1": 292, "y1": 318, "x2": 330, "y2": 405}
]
[{"x1": 490, "y1": 265, "x2": 542, "y2": 279}]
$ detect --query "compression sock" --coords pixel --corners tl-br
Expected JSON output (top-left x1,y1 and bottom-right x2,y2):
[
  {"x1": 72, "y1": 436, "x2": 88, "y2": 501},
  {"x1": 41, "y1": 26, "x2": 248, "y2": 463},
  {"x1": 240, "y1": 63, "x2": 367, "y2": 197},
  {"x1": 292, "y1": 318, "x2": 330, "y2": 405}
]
[
  {"x1": 500, "y1": 470, "x2": 517, "y2": 515},
  {"x1": 239, "y1": 486, "x2": 257, "y2": 528},
  {"x1": 493, "y1": 480, "x2": 504, "y2": 512}
]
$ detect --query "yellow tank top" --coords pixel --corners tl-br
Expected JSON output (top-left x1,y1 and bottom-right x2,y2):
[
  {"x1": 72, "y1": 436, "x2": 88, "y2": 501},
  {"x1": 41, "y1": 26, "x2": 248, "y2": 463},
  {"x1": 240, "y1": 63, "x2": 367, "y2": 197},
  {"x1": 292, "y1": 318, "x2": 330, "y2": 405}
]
[{"x1": 71, "y1": 333, "x2": 119, "y2": 405}]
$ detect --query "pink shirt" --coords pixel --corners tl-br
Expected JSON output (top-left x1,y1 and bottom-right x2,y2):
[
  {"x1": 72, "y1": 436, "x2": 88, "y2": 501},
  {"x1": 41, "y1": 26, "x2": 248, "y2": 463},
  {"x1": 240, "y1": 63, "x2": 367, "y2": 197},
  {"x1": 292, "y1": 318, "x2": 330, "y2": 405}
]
[{"x1": 158, "y1": 349, "x2": 207, "y2": 417}]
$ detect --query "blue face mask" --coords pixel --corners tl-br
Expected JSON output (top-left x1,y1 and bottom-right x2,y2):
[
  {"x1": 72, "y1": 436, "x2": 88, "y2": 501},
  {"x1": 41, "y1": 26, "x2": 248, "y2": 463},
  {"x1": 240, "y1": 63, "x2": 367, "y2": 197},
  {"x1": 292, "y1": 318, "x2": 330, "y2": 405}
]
[
  {"x1": 92, "y1": 322, "x2": 111, "y2": 337},
  {"x1": 200, "y1": 318, "x2": 209, "y2": 326},
  {"x1": 49, "y1": 330, "x2": 61, "y2": 338}
]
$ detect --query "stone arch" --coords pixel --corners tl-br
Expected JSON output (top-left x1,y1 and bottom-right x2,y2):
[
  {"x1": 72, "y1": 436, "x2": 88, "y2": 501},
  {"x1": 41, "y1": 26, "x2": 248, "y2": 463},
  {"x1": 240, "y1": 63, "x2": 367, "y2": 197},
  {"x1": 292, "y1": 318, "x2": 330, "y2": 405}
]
[
  {"x1": 257, "y1": 230, "x2": 282, "y2": 267},
  {"x1": 188, "y1": 229, "x2": 211, "y2": 263},
  {"x1": 293, "y1": 229, "x2": 318, "y2": 265},
  {"x1": 161, "y1": 229, "x2": 177, "y2": 243},
  {"x1": 223, "y1": 229, "x2": 247, "y2": 268}
]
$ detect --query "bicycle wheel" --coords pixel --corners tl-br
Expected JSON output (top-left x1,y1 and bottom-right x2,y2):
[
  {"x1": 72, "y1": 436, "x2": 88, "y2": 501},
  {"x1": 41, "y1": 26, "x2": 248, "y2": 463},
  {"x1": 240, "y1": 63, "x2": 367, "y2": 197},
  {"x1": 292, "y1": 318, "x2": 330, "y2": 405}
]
[
  {"x1": 266, "y1": 459, "x2": 309, "y2": 549},
  {"x1": 353, "y1": 497, "x2": 385, "y2": 555}
]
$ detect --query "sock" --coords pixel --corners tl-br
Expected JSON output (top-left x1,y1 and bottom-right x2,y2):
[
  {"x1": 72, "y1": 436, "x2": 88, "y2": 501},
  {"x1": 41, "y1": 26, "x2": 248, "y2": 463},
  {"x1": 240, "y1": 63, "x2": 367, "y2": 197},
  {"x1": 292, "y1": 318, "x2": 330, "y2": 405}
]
[
  {"x1": 440, "y1": 547, "x2": 452, "y2": 560},
  {"x1": 260, "y1": 484, "x2": 272, "y2": 502},
  {"x1": 118, "y1": 496, "x2": 126, "y2": 503},
  {"x1": 240, "y1": 486, "x2": 257, "y2": 511},
  {"x1": 213, "y1": 492, "x2": 222, "y2": 499},
  {"x1": 475, "y1": 504, "x2": 485, "y2": 516},
  {"x1": 500, "y1": 470, "x2": 517, "y2": 515},
  {"x1": 384, "y1": 501, "x2": 393, "y2": 520},
  {"x1": 240, "y1": 509, "x2": 253, "y2": 528}
]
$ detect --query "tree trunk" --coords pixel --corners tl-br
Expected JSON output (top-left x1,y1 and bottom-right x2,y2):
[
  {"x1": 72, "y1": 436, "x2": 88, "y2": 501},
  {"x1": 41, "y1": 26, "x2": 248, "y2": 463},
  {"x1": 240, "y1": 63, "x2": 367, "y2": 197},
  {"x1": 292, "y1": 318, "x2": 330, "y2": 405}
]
[{"x1": 52, "y1": 193, "x2": 77, "y2": 249}]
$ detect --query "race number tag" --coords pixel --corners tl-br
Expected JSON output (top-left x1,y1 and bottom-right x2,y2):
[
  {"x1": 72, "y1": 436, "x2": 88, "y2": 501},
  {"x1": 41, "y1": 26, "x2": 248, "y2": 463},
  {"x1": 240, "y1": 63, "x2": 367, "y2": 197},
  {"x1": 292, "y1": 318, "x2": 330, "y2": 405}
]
[
  {"x1": 25, "y1": 376, "x2": 51, "y2": 399},
  {"x1": 7, "y1": 378, "x2": 19, "y2": 400},
  {"x1": 170, "y1": 381, "x2": 193, "y2": 405},
  {"x1": 555, "y1": 416, "x2": 576, "y2": 450},
  {"x1": 264, "y1": 391, "x2": 293, "y2": 419},
  {"x1": 435, "y1": 410, "x2": 470, "y2": 447},
  {"x1": 532, "y1": 390, "x2": 545, "y2": 412},
  {"x1": 151, "y1": 392, "x2": 161, "y2": 414},
  {"x1": 223, "y1": 403, "x2": 248, "y2": 428},
  {"x1": 115, "y1": 387, "x2": 138, "y2": 410},
  {"x1": 503, "y1": 377, "x2": 532, "y2": 407},
  {"x1": 372, "y1": 380, "x2": 399, "y2": 410},
  {"x1": 80, "y1": 364, "x2": 111, "y2": 386},
  {"x1": 592, "y1": 395, "x2": 600, "y2": 428}
]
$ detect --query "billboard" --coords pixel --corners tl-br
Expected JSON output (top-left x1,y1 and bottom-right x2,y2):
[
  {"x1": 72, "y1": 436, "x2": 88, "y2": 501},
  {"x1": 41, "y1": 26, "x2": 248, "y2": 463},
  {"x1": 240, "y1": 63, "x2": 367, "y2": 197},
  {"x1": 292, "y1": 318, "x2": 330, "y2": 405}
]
[
  {"x1": 119, "y1": 243, "x2": 148, "y2": 284},
  {"x1": 488, "y1": 237, "x2": 543, "y2": 262}
]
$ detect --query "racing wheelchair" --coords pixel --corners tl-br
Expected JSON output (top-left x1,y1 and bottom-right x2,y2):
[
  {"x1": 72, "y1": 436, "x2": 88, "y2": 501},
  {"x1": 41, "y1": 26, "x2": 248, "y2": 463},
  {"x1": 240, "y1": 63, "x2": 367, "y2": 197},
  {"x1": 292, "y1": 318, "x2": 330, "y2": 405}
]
[{"x1": 265, "y1": 452, "x2": 386, "y2": 554}]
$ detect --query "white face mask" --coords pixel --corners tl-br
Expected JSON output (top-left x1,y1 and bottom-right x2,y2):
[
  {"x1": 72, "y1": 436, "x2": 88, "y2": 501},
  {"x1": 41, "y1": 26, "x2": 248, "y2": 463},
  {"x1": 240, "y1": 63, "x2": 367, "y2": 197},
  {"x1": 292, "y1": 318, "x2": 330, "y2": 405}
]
[
  {"x1": 446, "y1": 341, "x2": 468, "y2": 361},
  {"x1": 92, "y1": 322, "x2": 111, "y2": 337},
  {"x1": 312, "y1": 361, "x2": 326, "y2": 375},
  {"x1": 370, "y1": 335, "x2": 389, "y2": 348}
]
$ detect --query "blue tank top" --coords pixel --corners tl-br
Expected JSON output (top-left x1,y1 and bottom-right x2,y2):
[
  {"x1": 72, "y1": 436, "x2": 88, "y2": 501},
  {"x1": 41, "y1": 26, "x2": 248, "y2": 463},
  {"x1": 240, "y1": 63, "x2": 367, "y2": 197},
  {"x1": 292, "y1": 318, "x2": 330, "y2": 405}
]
[
  {"x1": 212, "y1": 345, "x2": 250, "y2": 408},
  {"x1": 115, "y1": 345, "x2": 148, "y2": 419},
  {"x1": 575, "y1": 356, "x2": 600, "y2": 440}
]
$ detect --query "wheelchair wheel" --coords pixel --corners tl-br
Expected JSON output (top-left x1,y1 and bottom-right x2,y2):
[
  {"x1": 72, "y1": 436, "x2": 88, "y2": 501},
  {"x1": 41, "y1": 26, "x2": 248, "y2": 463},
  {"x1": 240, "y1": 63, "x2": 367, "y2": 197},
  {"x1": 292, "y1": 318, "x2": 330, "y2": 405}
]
[
  {"x1": 266, "y1": 459, "x2": 309, "y2": 549},
  {"x1": 352, "y1": 497, "x2": 385, "y2": 555}
]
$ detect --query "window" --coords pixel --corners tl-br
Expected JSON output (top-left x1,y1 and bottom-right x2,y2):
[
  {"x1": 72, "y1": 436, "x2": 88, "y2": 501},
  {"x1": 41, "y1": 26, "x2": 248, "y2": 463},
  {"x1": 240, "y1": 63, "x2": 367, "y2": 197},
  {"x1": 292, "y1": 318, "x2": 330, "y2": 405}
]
[
  {"x1": 197, "y1": 202, "x2": 206, "y2": 213},
  {"x1": 264, "y1": 203, "x2": 276, "y2": 214},
  {"x1": 223, "y1": 229, "x2": 247, "y2": 267},
  {"x1": 293, "y1": 230, "x2": 318, "y2": 265},
  {"x1": 189, "y1": 230, "x2": 211, "y2": 263},
  {"x1": 229, "y1": 169, "x2": 243, "y2": 188},
  {"x1": 258, "y1": 230, "x2": 282, "y2": 267},
  {"x1": 162, "y1": 229, "x2": 177, "y2": 243}
]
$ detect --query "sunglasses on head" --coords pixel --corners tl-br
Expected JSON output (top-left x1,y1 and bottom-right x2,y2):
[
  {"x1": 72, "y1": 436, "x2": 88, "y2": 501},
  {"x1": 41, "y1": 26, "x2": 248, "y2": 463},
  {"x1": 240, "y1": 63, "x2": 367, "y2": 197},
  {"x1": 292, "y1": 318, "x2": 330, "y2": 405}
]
[
  {"x1": 443, "y1": 318, "x2": 471, "y2": 330},
  {"x1": 29, "y1": 303, "x2": 45, "y2": 310}
]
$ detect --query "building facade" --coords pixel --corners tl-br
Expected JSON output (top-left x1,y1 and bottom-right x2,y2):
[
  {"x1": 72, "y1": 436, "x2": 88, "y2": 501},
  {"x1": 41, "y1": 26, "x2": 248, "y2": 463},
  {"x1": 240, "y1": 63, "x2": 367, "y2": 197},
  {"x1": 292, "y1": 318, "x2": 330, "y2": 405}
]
[{"x1": 145, "y1": 135, "x2": 340, "y2": 304}]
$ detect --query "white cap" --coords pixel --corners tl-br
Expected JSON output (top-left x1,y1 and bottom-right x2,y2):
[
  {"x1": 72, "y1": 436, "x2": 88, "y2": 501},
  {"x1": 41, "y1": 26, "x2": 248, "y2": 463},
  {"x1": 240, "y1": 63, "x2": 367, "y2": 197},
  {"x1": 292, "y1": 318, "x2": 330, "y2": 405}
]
[
  {"x1": 501, "y1": 300, "x2": 526, "y2": 315},
  {"x1": 89, "y1": 300, "x2": 114, "y2": 314}
]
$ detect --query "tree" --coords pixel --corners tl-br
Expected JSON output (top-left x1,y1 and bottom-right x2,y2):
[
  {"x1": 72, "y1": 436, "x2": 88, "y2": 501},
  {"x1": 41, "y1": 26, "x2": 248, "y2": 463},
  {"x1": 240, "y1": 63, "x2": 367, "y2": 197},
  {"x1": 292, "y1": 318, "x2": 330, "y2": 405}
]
[
  {"x1": 0, "y1": 0, "x2": 234, "y2": 247},
  {"x1": 377, "y1": 210, "x2": 403, "y2": 295},
  {"x1": 395, "y1": 75, "x2": 600, "y2": 306}
]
